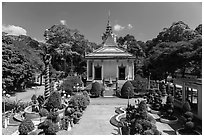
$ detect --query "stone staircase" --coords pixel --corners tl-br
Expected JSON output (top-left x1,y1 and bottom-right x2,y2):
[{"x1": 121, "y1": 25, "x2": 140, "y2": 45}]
[{"x1": 103, "y1": 84, "x2": 116, "y2": 97}]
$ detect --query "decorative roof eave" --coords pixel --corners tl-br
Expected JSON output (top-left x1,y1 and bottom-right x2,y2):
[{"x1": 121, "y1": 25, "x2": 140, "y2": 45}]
[{"x1": 85, "y1": 56, "x2": 135, "y2": 60}]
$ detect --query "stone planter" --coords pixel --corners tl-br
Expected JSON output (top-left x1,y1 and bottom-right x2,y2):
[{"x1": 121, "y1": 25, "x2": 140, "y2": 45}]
[
  {"x1": 150, "y1": 108, "x2": 161, "y2": 115},
  {"x1": 160, "y1": 115, "x2": 178, "y2": 124},
  {"x1": 176, "y1": 128, "x2": 201, "y2": 135}
]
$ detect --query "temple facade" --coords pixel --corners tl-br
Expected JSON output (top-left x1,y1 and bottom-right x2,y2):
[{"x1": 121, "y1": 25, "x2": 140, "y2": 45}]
[{"x1": 85, "y1": 17, "x2": 135, "y2": 85}]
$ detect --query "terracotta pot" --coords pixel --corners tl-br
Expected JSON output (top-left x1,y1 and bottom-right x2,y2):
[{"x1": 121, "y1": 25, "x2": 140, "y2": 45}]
[
  {"x1": 176, "y1": 128, "x2": 201, "y2": 135},
  {"x1": 160, "y1": 115, "x2": 178, "y2": 124}
]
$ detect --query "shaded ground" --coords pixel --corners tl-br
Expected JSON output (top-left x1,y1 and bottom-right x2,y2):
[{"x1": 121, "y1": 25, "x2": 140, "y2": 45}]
[{"x1": 7, "y1": 86, "x2": 45, "y2": 103}]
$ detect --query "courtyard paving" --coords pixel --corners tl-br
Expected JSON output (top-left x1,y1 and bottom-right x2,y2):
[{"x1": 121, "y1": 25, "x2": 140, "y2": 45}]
[{"x1": 57, "y1": 97, "x2": 175, "y2": 135}]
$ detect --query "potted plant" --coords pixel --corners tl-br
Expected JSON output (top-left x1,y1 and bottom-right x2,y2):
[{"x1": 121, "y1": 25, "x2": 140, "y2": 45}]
[
  {"x1": 150, "y1": 94, "x2": 162, "y2": 114},
  {"x1": 160, "y1": 95, "x2": 178, "y2": 124},
  {"x1": 18, "y1": 119, "x2": 35, "y2": 135},
  {"x1": 176, "y1": 121, "x2": 200, "y2": 135}
]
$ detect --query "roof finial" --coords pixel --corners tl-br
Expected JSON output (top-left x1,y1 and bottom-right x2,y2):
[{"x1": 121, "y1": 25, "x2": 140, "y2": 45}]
[{"x1": 108, "y1": 10, "x2": 111, "y2": 25}]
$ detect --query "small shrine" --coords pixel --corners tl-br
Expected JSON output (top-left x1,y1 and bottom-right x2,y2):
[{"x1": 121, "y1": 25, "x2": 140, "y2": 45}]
[{"x1": 85, "y1": 15, "x2": 135, "y2": 85}]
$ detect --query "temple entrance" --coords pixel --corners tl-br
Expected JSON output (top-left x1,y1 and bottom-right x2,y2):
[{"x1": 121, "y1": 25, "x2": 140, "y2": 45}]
[
  {"x1": 94, "y1": 66, "x2": 102, "y2": 80},
  {"x1": 118, "y1": 66, "x2": 125, "y2": 80}
]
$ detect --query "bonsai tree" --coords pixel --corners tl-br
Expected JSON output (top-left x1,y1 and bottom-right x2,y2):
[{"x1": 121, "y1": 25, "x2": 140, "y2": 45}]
[
  {"x1": 47, "y1": 111, "x2": 60, "y2": 123},
  {"x1": 31, "y1": 94, "x2": 37, "y2": 104},
  {"x1": 38, "y1": 119, "x2": 59, "y2": 135},
  {"x1": 44, "y1": 123, "x2": 59, "y2": 135},
  {"x1": 120, "y1": 81, "x2": 134, "y2": 98},
  {"x1": 69, "y1": 93, "x2": 89, "y2": 111},
  {"x1": 18, "y1": 119, "x2": 35, "y2": 135},
  {"x1": 163, "y1": 95, "x2": 174, "y2": 118},
  {"x1": 182, "y1": 101, "x2": 191, "y2": 114},
  {"x1": 151, "y1": 94, "x2": 162, "y2": 111},
  {"x1": 184, "y1": 121, "x2": 195, "y2": 133},
  {"x1": 90, "y1": 81, "x2": 101, "y2": 97},
  {"x1": 159, "y1": 82, "x2": 167, "y2": 96},
  {"x1": 44, "y1": 91, "x2": 61, "y2": 111}
]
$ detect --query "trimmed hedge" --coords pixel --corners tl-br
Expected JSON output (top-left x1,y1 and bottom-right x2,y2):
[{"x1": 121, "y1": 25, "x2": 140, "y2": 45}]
[
  {"x1": 120, "y1": 81, "x2": 134, "y2": 98},
  {"x1": 18, "y1": 119, "x2": 35, "y2": 135},
  {"x1": 90, "y1": 81, "x2": 101, "y2": 97}
]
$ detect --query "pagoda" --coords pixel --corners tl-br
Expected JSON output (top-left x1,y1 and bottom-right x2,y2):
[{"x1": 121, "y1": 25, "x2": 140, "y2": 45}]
[{"x1": 85, "y1": 14, "x2": 135, "y2": 86}]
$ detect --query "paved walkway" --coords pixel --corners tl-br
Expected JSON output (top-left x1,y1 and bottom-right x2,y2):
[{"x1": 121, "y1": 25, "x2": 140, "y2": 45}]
[
  {"x1": 57, "y1": 97, "x2": 176, "y2": 135},
  {"x1": 58, "y1": 97, "x2": 136, "y2": 135}
]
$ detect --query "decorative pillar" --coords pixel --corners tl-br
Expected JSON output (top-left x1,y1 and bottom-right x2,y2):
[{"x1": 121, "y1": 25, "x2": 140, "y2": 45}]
[
  {"x1": 44, "y1": 54, "x2": 52, "y2": 100},
  {"x1": 92, "y1": 61, "x2": 95, "y2": 81},
  {"x1": 87, "y1": 60, "x2": 89, "y2": 81}
]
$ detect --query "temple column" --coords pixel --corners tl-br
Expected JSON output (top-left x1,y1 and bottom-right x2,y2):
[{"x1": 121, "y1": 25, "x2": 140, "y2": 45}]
[
  {"x1": 87, "y1": 60, "x2": 89, "y2": 81},
  {"x1": 92, "y1": 61, "x2": 94, "y2": 81},
  {"x1": 132, "y1": 61, "x2": 134, "y2": 80}
]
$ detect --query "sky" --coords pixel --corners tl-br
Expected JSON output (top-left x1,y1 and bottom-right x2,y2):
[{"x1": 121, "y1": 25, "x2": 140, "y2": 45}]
[{"x1": 2, "y1": 2, "x2": 202, "y2": 44}]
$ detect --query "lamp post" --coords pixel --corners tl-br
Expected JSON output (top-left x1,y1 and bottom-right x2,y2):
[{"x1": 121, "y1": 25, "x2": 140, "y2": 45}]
[{"x1": 3, "y1": 90, "x2": 11, "y2": 128}]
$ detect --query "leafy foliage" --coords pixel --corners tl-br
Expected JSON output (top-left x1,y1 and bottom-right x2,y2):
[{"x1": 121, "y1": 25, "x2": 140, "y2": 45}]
[
  {"x1": 120, "y1": 81, "x2": 134, "y2": 98},
  {"x1": 43, "y1": 24, "x2": 98, "y2": 76},
  {"x1": 90, "y1": 81, "x2": 102, "y2": 97},
  {"x1": 69, "y1": 92, "x2": 90, "y2": 110},
  {"x1": 2, "y1": 33, "x2": 44, "y2": 93},
  {"x1": 60, "y1": 76, "x2": 83, "y2": 95},
  {"x1": 144, "y1": 22, "x2": 202, "y2": 80},
  {"x1": 18, "y1": 119, "x2": 35, "y2": 135},
  {"x1": 130, "y1": 74, "x2": 148, "y2": 93},
  {"x1": 44, "y1": 91, "x2": 61, "y2": 111}
]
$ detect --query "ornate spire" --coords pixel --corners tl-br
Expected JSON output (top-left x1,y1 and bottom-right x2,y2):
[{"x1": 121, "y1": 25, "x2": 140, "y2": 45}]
[{"x1": 102, "y1": 11, "x2": 113, "y2": 42}]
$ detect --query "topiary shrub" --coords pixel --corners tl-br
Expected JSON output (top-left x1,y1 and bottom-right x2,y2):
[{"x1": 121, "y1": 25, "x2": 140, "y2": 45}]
[
  {"x1": 130, "y1": 74, "x2": 148, "y2": 94},
  {"x1": 39, "y1": 108, "x2": 49, "y2": 117},
  {"x1": 47, "y1": 111, "x2": 60, "y2": 123},
  {"x1": 163, "y1": 95, "x2": 174, "y2": 117},
  {"x1": 90, "y1": 81, "x2": 101, "y2": 97},
  {"x1": 184, "y1": 121, "x2": 195, "y2": 131},
  {"x1": 44, "y1": 91, "x2": 61, "y2": 111},
  {"x1": 184, "y1": 111, "x2": 194, "y2": 122},
  {"x1": 138, "y1": 100, "x2": 148, "y2": 113},
  {"x1": 120, "y1": 81, "x2": 134, "y2": 98},
  {"x1": 31, "y1": 94, "x2": 37, "y2": 104},
  {"x1": 18, "y1": 119, "x2": 35, "y2": 135},
  {"x1": 44, "y1": 123, "x2": 59, "y2": 135},
  {"x1": 182, "y1": 101, "x2": 191, "y2": 114},
  {"x1": 69, "y1": 93, "x2": 88, "y2": 110}
]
